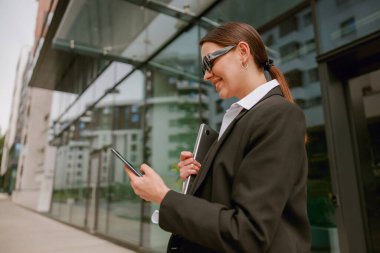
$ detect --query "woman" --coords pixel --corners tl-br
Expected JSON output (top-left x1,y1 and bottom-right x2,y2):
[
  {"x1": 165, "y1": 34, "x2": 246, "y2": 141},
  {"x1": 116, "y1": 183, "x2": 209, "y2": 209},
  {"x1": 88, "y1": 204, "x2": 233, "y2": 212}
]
[{"x1": 124, "y1": 22, "x2": 311, "y2": 253}]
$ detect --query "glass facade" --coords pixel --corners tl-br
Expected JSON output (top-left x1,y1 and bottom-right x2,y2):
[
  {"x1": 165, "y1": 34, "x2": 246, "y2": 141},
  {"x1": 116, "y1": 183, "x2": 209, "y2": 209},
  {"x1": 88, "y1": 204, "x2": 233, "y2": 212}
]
[
  {"x1": 316, "y1": 0, "x2": 380, "y2": 53},
  {"x1": 348, "y1": 69, "x2": 380, "y2": 252},
  {"x1": 44, "y1": 0, "x2": 380, "y2": 252}
]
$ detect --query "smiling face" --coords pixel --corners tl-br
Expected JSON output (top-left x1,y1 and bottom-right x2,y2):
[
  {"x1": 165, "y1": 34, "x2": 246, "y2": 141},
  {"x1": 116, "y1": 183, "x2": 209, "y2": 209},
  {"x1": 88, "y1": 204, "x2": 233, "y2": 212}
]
[{"x1": 201, "y1": 42, "x2": 246, "y2": 99}]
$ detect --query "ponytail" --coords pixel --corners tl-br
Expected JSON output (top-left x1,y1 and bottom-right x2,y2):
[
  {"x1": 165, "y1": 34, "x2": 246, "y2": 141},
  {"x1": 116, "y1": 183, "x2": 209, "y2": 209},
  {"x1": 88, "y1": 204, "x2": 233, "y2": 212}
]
[
  {"x1": 269, "y1": 66, "x2": 294, "y2": 103},
  {"x1": 268, "y1": 65, "x2": 308, "y2": 144}
]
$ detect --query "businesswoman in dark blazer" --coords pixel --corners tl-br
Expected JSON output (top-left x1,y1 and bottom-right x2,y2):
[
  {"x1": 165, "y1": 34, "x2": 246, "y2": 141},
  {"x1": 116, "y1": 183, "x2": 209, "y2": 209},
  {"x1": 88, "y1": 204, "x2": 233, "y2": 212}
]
[{"x1": 124, "y1": 22, "x2": 311, "y2": 253}]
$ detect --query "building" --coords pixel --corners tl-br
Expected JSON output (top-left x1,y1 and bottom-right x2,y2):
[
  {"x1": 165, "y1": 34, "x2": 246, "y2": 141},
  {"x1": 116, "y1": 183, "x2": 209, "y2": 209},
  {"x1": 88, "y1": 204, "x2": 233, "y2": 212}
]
[
  {"x1": 7, "y1": 0, "x2": 380, "y2": 252},
  {"x1": 0, "y1": 47, "x2": 31, "y2": 194},
  {"x1": 0, "y1": 0, "x2": 57, "y2": 210}
]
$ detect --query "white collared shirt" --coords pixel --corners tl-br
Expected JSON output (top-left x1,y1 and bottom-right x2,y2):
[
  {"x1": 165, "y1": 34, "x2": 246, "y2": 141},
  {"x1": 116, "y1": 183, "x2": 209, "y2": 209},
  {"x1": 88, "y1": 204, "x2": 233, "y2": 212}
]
[{"x1": 218, "y1": 79, "x2": 279, "y2": 139}]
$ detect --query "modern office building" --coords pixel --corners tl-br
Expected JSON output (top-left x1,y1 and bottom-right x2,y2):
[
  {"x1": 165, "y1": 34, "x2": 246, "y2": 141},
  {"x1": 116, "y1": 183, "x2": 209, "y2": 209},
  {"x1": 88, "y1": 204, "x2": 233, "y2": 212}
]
[{"x1": 11, "y1": 0, "x2": 380, "y2": 252}]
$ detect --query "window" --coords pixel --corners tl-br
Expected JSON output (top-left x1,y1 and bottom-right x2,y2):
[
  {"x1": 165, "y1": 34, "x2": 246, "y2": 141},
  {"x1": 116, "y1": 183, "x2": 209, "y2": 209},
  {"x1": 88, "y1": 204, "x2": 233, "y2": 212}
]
[
  {"x1": 305, "y1": 39, "x2": 316, "y2": 54},
  {"x1": 168, "y1": 104, "x2": 178, "y2": 112},
  {"x1": 265, "y1": 34, "x2": 275, "y2": 47},
  {"x1": 279, "y1": 16, "x2": 298, "y2": 37},
  {"x1": 285, "y1": 69, "x2": 303, "y2": 88},
  {"x1": 308, "y1": 68, "x2": 319, "y2": 83},
  {"x1": 131, "y1": 114, "x2": 140, "y2": 123},
  {"x1": 169, "y1": 119, "x2": 178, "y2": 127},
  {"x1": 215, "y1": 100, "x2": 224, "y2": 114},
  {"x1": 279, "y1": 42, "x2": 300, "y2": 61},
  {"x1": 131, "y1": 105, "x2": 139, "y2": 113},
  {"x1": 340, "y1": 17, "x2": 356, "y2": 37},
  {"x1": 303, "y1": 12, "x2": 312, "y2": 27},
  {"x1": 294, "y1": 98, "x2": 306, "y2": 108}
]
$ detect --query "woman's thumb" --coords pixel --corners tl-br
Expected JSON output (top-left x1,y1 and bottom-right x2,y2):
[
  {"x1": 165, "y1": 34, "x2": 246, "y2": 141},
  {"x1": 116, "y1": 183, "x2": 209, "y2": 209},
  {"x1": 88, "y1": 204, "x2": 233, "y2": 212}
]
[{"x1": 140, "y1": 163, "x2": 152, "y2": 175}]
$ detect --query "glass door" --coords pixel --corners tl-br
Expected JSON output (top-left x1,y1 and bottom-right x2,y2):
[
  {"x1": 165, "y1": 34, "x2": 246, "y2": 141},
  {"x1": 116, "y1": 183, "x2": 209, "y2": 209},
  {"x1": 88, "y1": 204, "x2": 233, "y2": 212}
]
[{"x1": 348, "y1": 69, "x2": 380, "y2": 253}]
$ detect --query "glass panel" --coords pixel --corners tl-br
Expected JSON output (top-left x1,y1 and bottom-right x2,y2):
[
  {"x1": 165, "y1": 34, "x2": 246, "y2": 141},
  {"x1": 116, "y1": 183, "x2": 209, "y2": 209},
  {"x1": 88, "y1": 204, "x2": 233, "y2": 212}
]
[
  {"x1": 56, "y1": 62, "x2": 132, "y2": 135},
  {"x1": 66, "y1": 121, "x2": 91, "y2": 227},
  {"x1": 87, "y1": 153, "x2": 100, "y2": 231},
  {"x1": 164, "y1": 0, "x2": 218, "y2": 16},
  {"x1": 54, "y1": 0, "x2": 216, "y2": 63},
  {"x1": 51, "y1": 138, "x2": 69, "y2": 220},
  {"x1": 260, "y1": 6, "x2": 339, "y2": 252},
  {"x1": 349, "y1": 69, "x2": 380, "y2": 252},
  {"x1": 316, "y1": 0, "x2": 380, "y2": 53},
  {"x1": 204, "y1": 0, "x2": 303, "y2": 28},
  {"x1": 149, "y1": 26, "x2": 201, "y2": 77},
  {"x1": 96, "y1": 148, "x2": 111, "y2": 235},
  {"x1": 105, "y1": 71, "x2": 145, "y2": 244},
  {"x1": 50, "y1": 123, "x2": 90, "y2": 227},
  {"x1": 142, "y1": 28, "x2": 205, "y2": 249}
]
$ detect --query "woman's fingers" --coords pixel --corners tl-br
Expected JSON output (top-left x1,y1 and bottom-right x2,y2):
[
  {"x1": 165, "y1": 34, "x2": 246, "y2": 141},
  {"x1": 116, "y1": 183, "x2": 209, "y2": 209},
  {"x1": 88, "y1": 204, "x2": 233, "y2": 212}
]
[
  {"x1": 179, "y1": 163, "x2": 201, "y2": 180},
  {"x1": 178, "y1": 151, "x2": 202, "y2": 180},
  {"x1": 179, "y1": 151, "x2": 193, "y2": 161},
  {"x1": 125, "y1": 163, "x2": 169, "y2": 204},
  {"x1": 178, "y1": 157, "x2": 201, "y2": 168}
]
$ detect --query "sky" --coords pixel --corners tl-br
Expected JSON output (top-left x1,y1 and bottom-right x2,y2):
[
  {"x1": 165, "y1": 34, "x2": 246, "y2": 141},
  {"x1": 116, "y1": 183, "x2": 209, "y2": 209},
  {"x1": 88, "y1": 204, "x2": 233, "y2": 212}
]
[{"x1": 0, "y1": 0, "x2": 38, "y2": 136}]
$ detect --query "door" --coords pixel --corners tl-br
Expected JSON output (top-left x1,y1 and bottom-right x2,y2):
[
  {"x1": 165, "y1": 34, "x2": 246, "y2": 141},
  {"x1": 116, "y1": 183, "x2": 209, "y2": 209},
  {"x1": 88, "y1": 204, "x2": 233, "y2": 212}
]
[{"x1": 347, "y1": 69, "x2": 380, "y2": 253}]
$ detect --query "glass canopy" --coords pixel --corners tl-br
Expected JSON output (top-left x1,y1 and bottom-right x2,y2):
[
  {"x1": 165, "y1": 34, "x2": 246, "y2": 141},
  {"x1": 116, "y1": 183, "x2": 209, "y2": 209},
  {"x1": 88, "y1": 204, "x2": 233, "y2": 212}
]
[{"x1": 53, "y1": 0, "x2": 218, "y2": 64}]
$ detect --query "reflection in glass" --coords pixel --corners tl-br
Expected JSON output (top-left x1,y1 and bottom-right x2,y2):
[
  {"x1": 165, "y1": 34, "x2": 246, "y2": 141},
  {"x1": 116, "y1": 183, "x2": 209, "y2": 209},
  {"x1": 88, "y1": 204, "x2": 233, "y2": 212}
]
[
  {"x1": 50, "y1": 66, "x2": 145, "y2": 244},
  {"x1": 349, "y1": 70, "x2": 380, "y2": 252},
  {"x1": 50, "y1": 120, "x2": 90, "y2": 228},
  {"x1": 57, "y1": 62, "x2": 133, "y2": 134},
  {"x1": 316, "y1": 0, "x2": 380, "y2": 53},
  {"x1": 141, "y1": 25, "x2": 210, "y2": 249},
  {"x1": 54, "y1": 0, "x2": 217, "y2": 63},
  {"x1": 204, "y1": 0, "x2": 303, "y2": 28},
  {"x1": 260, "y1": 6, "x2": 338, "y2": 252}
]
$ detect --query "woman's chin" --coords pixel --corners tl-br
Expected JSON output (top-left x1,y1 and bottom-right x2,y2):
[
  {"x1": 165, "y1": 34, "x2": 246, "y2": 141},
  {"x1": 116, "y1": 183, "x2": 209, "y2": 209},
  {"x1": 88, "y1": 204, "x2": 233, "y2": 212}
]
[
  {"x1": 216, "y1": 86, "x2": 230, "y2": 99},
  {"x1": 218, "y1": 91, "x2": 228, "y2": 99}
]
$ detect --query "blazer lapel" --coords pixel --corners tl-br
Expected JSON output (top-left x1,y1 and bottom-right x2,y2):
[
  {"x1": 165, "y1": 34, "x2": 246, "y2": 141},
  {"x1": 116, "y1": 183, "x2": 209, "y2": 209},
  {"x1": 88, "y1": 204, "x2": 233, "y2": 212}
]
[
  {"x1": 188, "y1": 109, "x2": 249, "y2": 195},
  {"x1": 188, "y1": 86, "x2": 284, "y2": 195}
]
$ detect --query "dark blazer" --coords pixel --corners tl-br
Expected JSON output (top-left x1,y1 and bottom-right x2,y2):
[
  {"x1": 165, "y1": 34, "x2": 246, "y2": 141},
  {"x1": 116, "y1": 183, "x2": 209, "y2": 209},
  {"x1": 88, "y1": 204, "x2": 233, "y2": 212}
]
[{"x1": 159, "y1": 86, "x2": 311, "y2": 253}]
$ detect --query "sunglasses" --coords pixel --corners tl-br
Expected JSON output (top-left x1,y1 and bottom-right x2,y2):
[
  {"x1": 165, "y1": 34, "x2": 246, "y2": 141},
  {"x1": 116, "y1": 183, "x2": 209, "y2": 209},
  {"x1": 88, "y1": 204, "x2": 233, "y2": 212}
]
[{"x1": 202, "y1": 45, "x2": 236, "y2": 74}]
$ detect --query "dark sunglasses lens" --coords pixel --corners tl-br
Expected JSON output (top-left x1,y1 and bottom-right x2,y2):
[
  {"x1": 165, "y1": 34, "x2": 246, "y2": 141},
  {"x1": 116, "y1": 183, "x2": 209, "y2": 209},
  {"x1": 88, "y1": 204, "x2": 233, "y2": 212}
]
[
  {"x1": 201, "y1": 45, "x2": 235, "y2": 74},
  {"x1": 202, "y1": 57, "x2": 211, "y2": 74}
]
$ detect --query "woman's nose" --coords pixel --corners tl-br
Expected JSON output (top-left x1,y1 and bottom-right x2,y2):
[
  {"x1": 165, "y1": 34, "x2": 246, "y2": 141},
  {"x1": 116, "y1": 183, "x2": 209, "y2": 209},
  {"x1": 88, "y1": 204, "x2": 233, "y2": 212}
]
[{"x1": 203, "y1": 70, "x2": 212, "y2": 81}]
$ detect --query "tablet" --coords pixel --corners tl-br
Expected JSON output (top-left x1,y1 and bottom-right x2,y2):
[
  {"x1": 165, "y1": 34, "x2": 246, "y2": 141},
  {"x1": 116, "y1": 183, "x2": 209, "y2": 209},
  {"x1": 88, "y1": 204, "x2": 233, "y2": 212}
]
[{"x1": 182, "y1": 123, "x2": 218, "y2": 194}]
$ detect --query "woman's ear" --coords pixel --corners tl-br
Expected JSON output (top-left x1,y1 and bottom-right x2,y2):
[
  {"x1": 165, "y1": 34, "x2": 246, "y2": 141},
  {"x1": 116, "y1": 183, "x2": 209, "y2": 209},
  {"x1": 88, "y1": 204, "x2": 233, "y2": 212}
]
[{"x1": 237, "y1": 41, "x2": 251, "y2": 63}]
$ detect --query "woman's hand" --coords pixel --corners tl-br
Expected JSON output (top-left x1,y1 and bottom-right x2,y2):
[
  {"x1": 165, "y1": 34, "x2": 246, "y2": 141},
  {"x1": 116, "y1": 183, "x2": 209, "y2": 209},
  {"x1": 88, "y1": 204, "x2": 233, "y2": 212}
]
[
  {"x1": 124, "y1": 164, "x2": 170, "y2": 204},
  {"x1": 177, "y1": 151, "x2": 202, "y2": 180}
]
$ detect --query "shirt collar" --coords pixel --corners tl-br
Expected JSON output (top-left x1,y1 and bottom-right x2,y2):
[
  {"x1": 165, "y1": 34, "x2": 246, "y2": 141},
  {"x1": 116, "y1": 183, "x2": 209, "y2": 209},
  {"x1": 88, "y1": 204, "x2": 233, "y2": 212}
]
[{"x1": 236, "y1": 79, "x2": 279, "y2": 110}]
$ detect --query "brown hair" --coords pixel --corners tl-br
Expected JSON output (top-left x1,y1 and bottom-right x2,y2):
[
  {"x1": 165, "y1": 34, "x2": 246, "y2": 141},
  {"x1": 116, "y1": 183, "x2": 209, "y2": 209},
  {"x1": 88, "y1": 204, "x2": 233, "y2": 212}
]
[{"x1": 200, "y1": 22, "x2": 293, "y2": 103}]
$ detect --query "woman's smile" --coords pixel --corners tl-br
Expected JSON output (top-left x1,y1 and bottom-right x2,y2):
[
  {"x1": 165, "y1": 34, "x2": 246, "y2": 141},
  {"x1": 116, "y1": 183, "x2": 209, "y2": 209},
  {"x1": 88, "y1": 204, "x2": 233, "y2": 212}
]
[{"x1": 212, "y1": 77, "x2": 223, "y2": 92}]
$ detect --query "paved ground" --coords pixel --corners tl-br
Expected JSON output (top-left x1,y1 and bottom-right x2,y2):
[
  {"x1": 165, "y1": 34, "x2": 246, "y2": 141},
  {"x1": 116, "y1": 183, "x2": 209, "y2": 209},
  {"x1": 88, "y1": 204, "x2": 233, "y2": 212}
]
[{"x1": 0, "y1": 194, "x2": 137, "y2": 253}]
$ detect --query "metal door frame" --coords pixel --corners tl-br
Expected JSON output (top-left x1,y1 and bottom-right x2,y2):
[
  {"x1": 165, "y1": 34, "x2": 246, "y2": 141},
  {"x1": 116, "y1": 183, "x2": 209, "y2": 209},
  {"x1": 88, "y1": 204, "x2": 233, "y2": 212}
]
[{"x1": 318, "y1": 31, "x2": 380, "y2": 253}]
